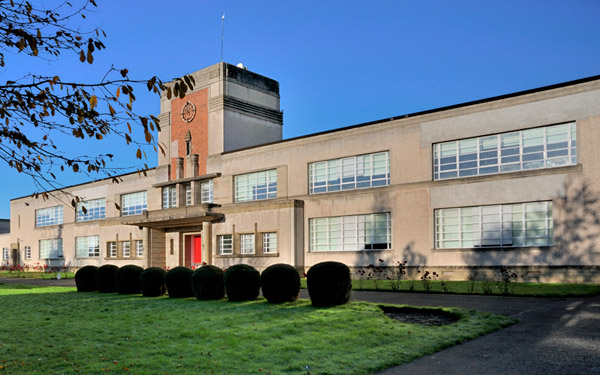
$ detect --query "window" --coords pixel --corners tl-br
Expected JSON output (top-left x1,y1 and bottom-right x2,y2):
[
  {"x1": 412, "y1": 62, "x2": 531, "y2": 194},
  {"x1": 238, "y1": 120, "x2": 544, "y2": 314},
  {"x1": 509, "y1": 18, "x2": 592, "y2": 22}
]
[
  {"x1": 121, "y1": 191, "x2": 147, "y2": 216},
  {"x1": 162, "y1": 186, "x2": 177, "y2": 209},
  {"x1": 433, "y1": 122, "x2": 577, "y2": 180},
  {"x1": 240, "y1": 234, "x2": 255, "y2": 254},
  {"x1": 36, "y1": 206, "x2": 63, "y2": 227},
  {"x1": 39, "y1": 239, "x2": 63, "y2": 259},
  {"x1": 309, "y1": 151, "x2": 390, "y2": 194},
  {"x1": 75, "y1": 236, "x2": 100, "y2": 258},
  {"x1": 435, "y1": 201, "x2": 553, "y2": 249},
  {"x1": 218, "y1": 235, "x2": 233, "y2": 255},
  {"x1": 201, "y1": 180, "x2": 213, "y2": 203},
  {"x1": 234, "y1": 170, "x2": 277, "y2": 202},
  {"x1": 184, "y1": 184, "x2": 192, "y2": 206},
  {"x1": 77, "y1": 198, "x2": 106, "y2": 222},
  {"x1": 262, "y1": 233, "x2": 277, "y2": 254},
  {"x1": 310, "y1": 213, "x2": 391, "y2": 252},
  {"x1": 2, "y1": 248, "x2": 8, "y2": 261},
  {"x1": 25, "y1": 246, "x2": 31, "y2": 260},
  {"x1": 122, "y1": 241, "x2": 131, "y2": 257},
  {"x1": 107, "y1": 242, "x2": 117, "y2": 258},
  {"x1": 135, "y1": 240, "x2": 144, "y2": 257}
]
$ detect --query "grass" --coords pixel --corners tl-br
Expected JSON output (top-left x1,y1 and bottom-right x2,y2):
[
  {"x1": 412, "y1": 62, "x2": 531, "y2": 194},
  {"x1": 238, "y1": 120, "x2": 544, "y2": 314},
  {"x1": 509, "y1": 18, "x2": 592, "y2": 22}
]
[
  {"x1": 0, "y1": 271, "x2": 75, "y2": 279},
  {"x1": 0, "y1": 284, "x2": 516, "y2": 375},
  {"x1": 300, "y1": 279, "x2": 600, "y2": 297}
]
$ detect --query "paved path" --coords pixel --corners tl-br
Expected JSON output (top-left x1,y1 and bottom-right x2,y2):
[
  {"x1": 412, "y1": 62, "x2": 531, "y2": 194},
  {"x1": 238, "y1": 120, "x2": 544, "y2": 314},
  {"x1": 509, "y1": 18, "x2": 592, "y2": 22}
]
[{"x1": 4, "y1": 278, "x2": 599, "y2": 374}]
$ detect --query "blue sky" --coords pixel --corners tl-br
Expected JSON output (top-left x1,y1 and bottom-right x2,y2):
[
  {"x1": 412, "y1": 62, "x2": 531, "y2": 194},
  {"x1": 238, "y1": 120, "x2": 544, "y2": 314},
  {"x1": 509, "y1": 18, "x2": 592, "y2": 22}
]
[{"x1": 1, "y1": 0, "x2": 600, "y2": 218}]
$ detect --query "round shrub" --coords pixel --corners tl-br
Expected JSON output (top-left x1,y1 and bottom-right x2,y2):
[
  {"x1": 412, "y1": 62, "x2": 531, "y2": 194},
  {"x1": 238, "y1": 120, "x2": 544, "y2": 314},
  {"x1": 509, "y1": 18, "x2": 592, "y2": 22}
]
[
  {"x1": 115, "y1": 264, "x2": 143, "y2": 295},
  {"x1": 96, "y1": 264, "x2": 119, "y2": 293},
  {"x1": 224, "y1": 264, "x2": 261, "y2": 302},
  {"x1": 261, "y1": 263, "x2": 300, "y2": 303},
  {"x1": 191, "y1": 265, "x2": 225, "y2": 300},
  {"x1": 75, "y1": 265, "x2": 98, "y2": 292},
  {"x1": 165, "y1": 266, "x2": 194, "y2": 298},
  {"x1": 306, "y1": 261, "x2": 352, "y2": 307},
  {"x1": 140, "y1": 267, "x2": 167, "y2": 297}
]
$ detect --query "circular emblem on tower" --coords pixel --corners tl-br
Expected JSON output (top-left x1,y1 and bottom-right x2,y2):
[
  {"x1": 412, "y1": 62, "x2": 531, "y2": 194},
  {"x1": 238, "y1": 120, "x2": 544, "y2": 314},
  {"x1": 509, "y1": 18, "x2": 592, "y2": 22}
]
[{"x1": 181, "y1": 101, "x2": 196, "y2": 123}]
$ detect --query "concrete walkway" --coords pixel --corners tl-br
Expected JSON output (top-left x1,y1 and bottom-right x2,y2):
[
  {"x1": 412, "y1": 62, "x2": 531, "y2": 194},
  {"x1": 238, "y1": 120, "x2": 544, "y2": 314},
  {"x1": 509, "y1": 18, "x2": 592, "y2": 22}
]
[{"x1": 3, "y1": 278, "x2": 599, "y2": 374}]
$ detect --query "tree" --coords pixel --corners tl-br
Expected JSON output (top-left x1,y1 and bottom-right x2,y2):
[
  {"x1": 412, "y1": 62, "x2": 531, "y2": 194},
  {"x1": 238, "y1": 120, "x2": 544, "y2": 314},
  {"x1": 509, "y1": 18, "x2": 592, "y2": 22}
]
[{"x1": 0, "y1": 0, "x2": 193, "y2": 203}]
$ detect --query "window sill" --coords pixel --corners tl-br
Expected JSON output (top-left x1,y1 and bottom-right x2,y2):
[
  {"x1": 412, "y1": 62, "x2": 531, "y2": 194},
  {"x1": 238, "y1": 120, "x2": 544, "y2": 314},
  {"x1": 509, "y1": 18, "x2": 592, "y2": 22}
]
[
  {"x1": 215, "y1": 253, "x2": 279, "y2": 258},
  {"x1": 104, "y1": 257, "x2": 143, "y2": 261},
  {"x1": 309, "y1": 249, "x2": 393, "y2": 254},
  {"x1": 432, "y1": 246, "x2": 555, "y2": 252}
]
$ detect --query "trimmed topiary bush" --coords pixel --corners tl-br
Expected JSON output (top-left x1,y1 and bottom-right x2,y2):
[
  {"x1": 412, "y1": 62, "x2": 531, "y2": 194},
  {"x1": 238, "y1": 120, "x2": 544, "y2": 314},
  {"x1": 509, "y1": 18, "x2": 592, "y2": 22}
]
[
  {"x1": 261, "y1": 263, "x2": 300, "y2": 303},
  {"x1": 165, "y1": 266, "x2": 194, "y2": 298},
  {"x1": 224, "y1": 264, "x2": 261, "y2": 302},
  {"x1": 75, "y1": 265, "x2": 98, "y2": 292},
  {"x1": 306, "y1": 261, "x2": 352, "y2": 307},
  {"x1": 140, "y1": 267, "x2": 167, "y2": 297},
  {"x1": 115, "y1": 264, "x2": 143, "y2": 295},
  {"x1": 191, "y1": 265, "x2": 225, "y2": 300},
  {"x1": 96, "y1": 264, "x2": 119, "y2": 293}
]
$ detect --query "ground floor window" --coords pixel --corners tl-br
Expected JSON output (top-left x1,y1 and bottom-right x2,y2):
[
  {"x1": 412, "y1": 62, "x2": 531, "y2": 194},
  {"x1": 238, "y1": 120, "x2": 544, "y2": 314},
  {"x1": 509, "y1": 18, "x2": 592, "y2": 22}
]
[
  {"x1": 240, "y1": 234, "x2": 255, "y2": 254},
  {"x1": 218, "y1": 235, "x2": 233, "y2": 255},
  {"x1": 25, "y1": 246, "x2": 31, "y2": 260},
  {"x1": 122, "y1": 241, "x2": 131, "y2": 257},
  {"x1": 262, "y1": 233, "x2": 277, "y2": 254},
  {"x1": 76, "y1": 236, "x2": 100, "y2": 258},
  {"x1": 2, "y1": 248, "x2": 8, "y2": 261},
  {"x1": 135, "y1": 240, "x2": 144, "y2": 257},
  {"x1": 435, "y1": 201, "x2": 553, "y2": 248},
  {"x1": 309, "y1": 213, "x2": 391, "y2": 252},
  {"x1": 39, "y1": 239, "x2": 63, "y2": 259},
  {"x1": 107, "y1": 242, "x2": 117, "y2": 258}
]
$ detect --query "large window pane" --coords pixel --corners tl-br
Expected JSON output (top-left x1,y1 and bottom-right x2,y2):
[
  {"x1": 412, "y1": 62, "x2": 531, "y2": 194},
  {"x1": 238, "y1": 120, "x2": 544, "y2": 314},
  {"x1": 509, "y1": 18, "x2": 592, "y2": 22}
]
[
  {"x1": 435, "y1": 201, "x2": 553, "y2": 248},
  {"x1": 121, "y1": 191, "x2": 147, "y2": 216},
  {"x1": 75, "y1": 236, "x2": 100, "y2": 258},
  {"x1": 309, "y1": 213, "x2": 391, "y2": 252},
  {"x1": 77, "y1": 198, "x2": 106, "y2": 222},
  {"x1": 39, "y1": 239, "x2": 63, "y2": 259},
  {"x1": 235, "y1": 170, "x2": 277, "y2": 202},
  {"x1": 309, "y1": 151, "x2": 390, "y2": 194},
  {"x1": 434, "y1": 123, "x2": 577, "y2": 180},
  {"x1": 36, "y1": 206, "x2": 63, "y2": 227}
]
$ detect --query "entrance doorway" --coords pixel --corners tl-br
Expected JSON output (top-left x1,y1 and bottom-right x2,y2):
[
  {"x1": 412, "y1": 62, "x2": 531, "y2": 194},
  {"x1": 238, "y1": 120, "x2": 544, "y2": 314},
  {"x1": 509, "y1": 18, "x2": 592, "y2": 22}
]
[{"x1": 184, "y1": 234, "x2": 202, "y2": 267}]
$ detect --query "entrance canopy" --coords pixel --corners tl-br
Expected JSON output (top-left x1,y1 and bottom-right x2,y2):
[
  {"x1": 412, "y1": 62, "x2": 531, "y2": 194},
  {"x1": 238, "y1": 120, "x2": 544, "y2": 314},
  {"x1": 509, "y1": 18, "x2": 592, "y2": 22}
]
[{"x1": 121, "y1": 205, "x2": 223, "y2": 231}]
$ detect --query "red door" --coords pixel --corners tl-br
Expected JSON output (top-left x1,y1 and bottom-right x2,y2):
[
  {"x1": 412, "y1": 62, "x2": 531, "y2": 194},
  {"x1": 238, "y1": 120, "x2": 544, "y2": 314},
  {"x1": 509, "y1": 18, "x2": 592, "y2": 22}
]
[{"x1": 193, "y1": 236, "x2": 202, "y2": 265}]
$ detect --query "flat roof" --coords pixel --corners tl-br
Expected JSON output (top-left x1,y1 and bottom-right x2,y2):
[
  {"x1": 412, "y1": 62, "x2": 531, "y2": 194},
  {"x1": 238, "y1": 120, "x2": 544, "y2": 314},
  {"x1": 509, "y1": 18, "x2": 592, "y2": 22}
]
[{"x1": 223, "y1": 74, "x2": 600, "y2": 155}]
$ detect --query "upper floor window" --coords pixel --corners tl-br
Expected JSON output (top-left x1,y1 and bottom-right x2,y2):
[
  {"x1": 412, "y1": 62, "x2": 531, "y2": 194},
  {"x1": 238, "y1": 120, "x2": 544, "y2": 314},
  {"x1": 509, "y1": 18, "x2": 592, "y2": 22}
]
[
  {"x1": 201, "y1": 180, "x2": 214, "y2": 204},
  {"x1": 309, "y1": 151, "x2": 390, "y2": 194},
  {"x1": 184, "y1": 184, "x2": 192, "y2": 206},
  {"x1": 234, "y1": 170, "x2": 277, "y2": 203},
  {"x1": 76, "y1": 198, "x2": 106, "y2": 222},
  {"x1": 121, "y1": 191, "x2": 147, "y2": 216},
  {"x1": 162, "y1": 186, "x2": 177, "y2": 209},
  {"x1": 309, "y1": 213, "x2": 391, "y2": 252},
  {"x1": 75, "y1": 235, "x2": 100, "y2": 258},
  {"x1": 36, "y1": 206, "x2": 63, "y2": 227},
  {"x1": 435, "y1": 201, "x2": 553, "y2": 249},
  {"x1": 39, "y1": 238, "x2": 63, "y2": 259},
  {"x1": 433, "y1": 122, "x2": 577, "y2": 180}
]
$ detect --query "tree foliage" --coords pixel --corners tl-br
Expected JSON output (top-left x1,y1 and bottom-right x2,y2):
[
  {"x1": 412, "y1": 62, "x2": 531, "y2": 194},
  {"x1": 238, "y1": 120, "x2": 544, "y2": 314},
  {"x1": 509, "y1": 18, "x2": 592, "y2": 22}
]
[{"x1": 0, "y1": 0, "x2": 193, "y2": 204}]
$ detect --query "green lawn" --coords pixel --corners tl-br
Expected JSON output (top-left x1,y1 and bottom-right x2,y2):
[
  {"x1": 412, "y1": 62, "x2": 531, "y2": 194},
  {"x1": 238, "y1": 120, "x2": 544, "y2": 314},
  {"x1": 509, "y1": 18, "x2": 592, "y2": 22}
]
[
  {"x1": 300, "y1": 279, "x2": 600, "y2": 297},
  {"x1": 0, "y1": 271, "x2": 75, "y2": 279},
  {"x1": 0, "y1": 284, "x2": 516, "y2": 375}
]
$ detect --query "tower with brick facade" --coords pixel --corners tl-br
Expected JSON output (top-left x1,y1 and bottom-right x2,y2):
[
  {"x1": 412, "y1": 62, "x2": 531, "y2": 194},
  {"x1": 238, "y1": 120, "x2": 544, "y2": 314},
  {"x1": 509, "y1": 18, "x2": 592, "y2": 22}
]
[{"x1": 157, "y1": 62, "x2": 283, "y2": 180}]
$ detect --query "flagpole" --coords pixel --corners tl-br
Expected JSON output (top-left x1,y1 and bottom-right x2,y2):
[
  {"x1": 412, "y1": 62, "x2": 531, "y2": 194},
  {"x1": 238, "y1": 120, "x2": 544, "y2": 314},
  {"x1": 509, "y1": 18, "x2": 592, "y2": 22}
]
[{"x1": 221, "y1": 14, "x2": 225, "y2": 62}]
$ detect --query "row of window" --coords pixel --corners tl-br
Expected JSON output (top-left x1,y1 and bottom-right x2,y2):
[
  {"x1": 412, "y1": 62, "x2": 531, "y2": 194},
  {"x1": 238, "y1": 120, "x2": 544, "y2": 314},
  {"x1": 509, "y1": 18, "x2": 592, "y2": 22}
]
[
  {"x1": 162, "y1": 180, "x2": 214, "y2": 209},
  {"x1": 232, "y1": 122, "x2": 576, "y2": 204},
  {"x1": 36, "y1": 237, "x2": 144, "y2": 260},
  {"x1": 217, "y1": 232, "x2": 278, "y2": 255},
  {"x1": 216, "y1": 202, "x2": 554, "y2": 253}
]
